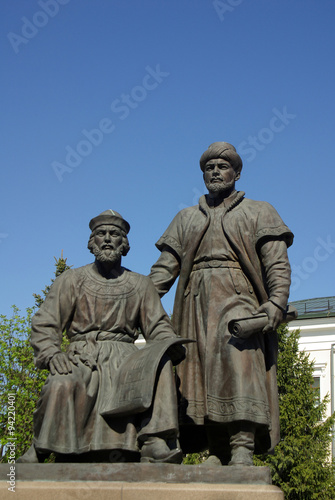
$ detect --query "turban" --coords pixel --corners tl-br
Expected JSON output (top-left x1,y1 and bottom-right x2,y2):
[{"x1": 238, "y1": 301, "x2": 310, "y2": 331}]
[
  {"x1": 199, "y1": 142, "x2": 243, "y2": 173},
  {"x1": 89, "y1": 209, "x2": 130, "y2": 234}
]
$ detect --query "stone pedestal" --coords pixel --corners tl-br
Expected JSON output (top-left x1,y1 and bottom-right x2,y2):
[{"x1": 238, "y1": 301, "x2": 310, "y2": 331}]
[{"x1": 0, "y1": 463, "x2": 284, "y2": 499}]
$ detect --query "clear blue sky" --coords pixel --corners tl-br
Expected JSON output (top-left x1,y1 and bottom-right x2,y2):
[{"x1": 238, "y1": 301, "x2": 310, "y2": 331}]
[{"x1": 1, "y1": 0, "x2": 335, "y2": 318}]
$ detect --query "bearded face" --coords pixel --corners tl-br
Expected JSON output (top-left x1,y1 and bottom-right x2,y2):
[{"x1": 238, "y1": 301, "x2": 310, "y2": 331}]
[
  {"x1": 91, "y1": 242, "x2": 124, "y2": 264},
  {"x1": 88, "y1": 225, "x2": 125, "y2": 265},
  {"x1": 204, "y1": 177, "x2": 236, "y2": 195},
  {"x1": 203, "y1": 158, "x2": 240, "y2": 196}
]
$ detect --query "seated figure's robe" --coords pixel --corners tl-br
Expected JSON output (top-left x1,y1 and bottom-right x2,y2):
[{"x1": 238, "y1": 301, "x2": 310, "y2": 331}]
[{"x1": 31, "y1": 263, "x2": 178, "y2": 456}]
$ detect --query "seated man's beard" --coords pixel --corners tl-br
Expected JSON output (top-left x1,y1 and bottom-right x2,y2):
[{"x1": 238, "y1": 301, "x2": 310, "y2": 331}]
[{"x1": 92, "y1": 243, "x2": 123, "y2": 264}]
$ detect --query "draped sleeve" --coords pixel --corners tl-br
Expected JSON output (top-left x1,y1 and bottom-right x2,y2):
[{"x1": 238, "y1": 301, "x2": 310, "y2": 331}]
[
  {"x1": 31, "y1": 270, "x2": 77, "y2": 369},
  {"x1": 138, "y1": 276, "x2": 177, "y2": 342}
]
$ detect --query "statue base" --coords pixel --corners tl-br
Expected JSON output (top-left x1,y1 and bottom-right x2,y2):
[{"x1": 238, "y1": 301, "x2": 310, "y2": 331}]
[{"x1": 0, "y1": 463, "x2": 284, "y2": 499}]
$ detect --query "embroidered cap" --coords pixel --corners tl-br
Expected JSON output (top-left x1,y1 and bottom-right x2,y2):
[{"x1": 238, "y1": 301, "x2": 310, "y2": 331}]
[{"x1": 89, "y1": 209, "x2": 130, "y2": 234}]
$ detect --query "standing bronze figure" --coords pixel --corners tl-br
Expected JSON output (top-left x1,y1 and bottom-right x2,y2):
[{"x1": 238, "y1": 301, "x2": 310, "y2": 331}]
[{"x1": 150, "y1": 142, "x2": 293, "y2": 466}]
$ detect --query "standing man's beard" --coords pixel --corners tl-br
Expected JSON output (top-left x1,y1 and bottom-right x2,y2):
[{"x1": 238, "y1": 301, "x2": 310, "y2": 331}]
[
  {"x1": 205, "y1": 178, "x2": 235, "y2": 195},
  {"x1": 92, "y1": 243, "x2": 123, "y2": 264}
]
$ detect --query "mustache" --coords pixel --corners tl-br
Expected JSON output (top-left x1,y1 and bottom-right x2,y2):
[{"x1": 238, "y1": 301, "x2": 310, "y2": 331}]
[
  {"x1": 91, "y1": 243, "x2": 123, "y2": 263},
  {"x1": 205, "y1": 178, "x2": 235, "y2": 193}
]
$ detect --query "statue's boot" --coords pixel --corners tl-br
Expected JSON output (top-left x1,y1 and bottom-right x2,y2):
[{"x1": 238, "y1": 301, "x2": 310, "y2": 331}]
[
  {"x1": 228, "y1": 423, "x2": 255, "y2": 466},
  {"x1": 140, "y1": 436, "x2": 182, "y2": 464},
  {"x1": 206, "y1": 425, "x2": 231, "y2": 466},
  {"x1": 17, "y1": 444, "x2": 47, "y2": 463},
  {"x1": 199, "y1": 454, "x2": 222, "y2": 467}
]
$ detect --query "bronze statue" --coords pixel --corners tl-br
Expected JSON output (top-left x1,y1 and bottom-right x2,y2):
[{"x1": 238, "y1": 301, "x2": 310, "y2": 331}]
[
  {"x1": 18, "y1": 210, "x2": 184, "y2": 464},
  {"x1": 150, "y1": 142, "x2": 294, "y2": 466}
]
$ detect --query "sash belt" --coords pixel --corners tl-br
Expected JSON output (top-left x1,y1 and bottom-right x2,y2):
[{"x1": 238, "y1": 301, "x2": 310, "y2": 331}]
[
  {"x1": 68, "y1": 331, "x2": 136, "y2": 370},
  {"x1": 192, "y1": 260, "x2": 241, "y2": 271}
]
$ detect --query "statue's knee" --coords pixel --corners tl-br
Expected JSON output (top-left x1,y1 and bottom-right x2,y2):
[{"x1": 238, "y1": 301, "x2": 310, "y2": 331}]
[{"x1": 46, "y1": 372, "x2": 77, "y2": 394}]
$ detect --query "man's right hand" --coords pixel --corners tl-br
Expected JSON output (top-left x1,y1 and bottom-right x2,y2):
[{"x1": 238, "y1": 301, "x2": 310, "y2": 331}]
[{"x1": 49, "y1": 352, "x2": 77, "y2": 375}]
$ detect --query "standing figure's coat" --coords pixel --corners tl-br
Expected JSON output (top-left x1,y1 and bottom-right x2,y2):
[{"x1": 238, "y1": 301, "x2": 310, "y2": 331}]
[{"x1": 150, "y1": 144, "x2": 293, "y2": 459}]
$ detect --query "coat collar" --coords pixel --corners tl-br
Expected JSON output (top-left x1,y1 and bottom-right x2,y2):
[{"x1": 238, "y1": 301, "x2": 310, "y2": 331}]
[{"x1": 199, "y1": 191, "x2": 245, "y2": 216}]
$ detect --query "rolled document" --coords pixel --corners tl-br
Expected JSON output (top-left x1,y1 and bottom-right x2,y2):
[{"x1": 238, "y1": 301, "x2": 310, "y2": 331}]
[{"x1": 228, "y1": 305, "x2": 298, "y2": 339}]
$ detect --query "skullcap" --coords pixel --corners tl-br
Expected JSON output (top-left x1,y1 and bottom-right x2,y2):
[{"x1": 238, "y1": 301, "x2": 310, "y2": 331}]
[{"x1": 89, "y1": 209, "x2": 130, "y2": 234}]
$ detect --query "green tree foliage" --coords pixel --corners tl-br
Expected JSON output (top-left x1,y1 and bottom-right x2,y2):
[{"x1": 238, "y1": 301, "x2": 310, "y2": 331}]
[
  {"x1": 0, "y1": 306, "x2": 48, "y2": 461},
  {"x1": 0, "y1": 255, "x2": 71, "y2": 462},
  {"x1": 33, "y1": 251, "x2": 71, "y2": 308},
  {"x1": 254, "y1": 325, "x2": 335, "y2": 499},
  {"x1": 183, "y1": 450, "x2": 209, "y2": 465}
]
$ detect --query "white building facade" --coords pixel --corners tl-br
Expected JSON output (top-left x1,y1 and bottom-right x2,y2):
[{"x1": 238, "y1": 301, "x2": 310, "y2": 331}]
[{"x1": 288, "y1": 296, "x2": 335, "y2": 458}]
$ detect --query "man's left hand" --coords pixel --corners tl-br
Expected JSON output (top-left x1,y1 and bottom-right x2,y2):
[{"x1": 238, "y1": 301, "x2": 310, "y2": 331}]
[
  {"x1": 167, "y1": 344, "x2": 186, "y2": 365},
  {"x1": 253, "y1": 301, "x2": 283, "y2": 333}
]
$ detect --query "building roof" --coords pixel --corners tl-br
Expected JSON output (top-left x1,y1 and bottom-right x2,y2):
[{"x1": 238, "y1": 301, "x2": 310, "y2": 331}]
[{"x1": 289, "y1": 296, "x2": 335, "y2": 319}]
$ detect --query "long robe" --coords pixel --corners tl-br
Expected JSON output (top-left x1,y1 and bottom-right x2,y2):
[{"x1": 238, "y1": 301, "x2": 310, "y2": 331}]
[
  {"x1": 150, "y1": 192, "x2": 293, "y2": 453},
  {"x1": 31, "y1": 263, "x2": 178, "y2": 456}
]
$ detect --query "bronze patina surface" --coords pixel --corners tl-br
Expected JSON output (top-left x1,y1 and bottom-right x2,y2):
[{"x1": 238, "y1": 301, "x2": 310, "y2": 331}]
[
  {"x1": 18, "y1": 210, "x2": 185, "y2": 464},
  {"x1": 150, "y1": 142, "x2": 294, "y2": 466}
]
